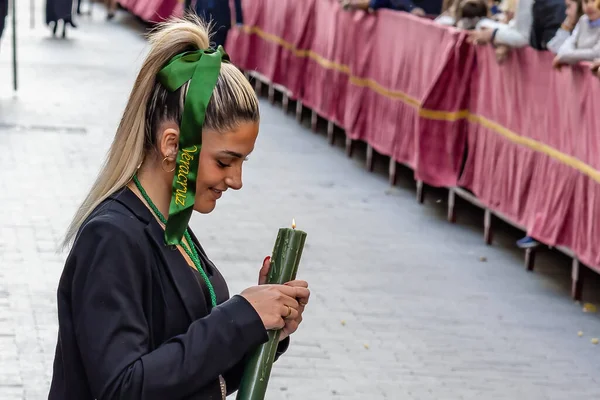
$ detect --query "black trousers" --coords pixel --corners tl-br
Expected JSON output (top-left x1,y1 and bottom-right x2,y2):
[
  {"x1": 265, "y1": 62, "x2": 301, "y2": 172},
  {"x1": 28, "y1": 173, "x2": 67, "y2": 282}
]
[{"x1": 0, "y1": 0, "x2": 8, "y2": 41}]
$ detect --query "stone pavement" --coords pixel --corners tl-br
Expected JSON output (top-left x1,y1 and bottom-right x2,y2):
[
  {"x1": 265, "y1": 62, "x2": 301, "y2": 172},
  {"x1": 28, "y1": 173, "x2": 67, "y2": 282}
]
[{"x1": 1, "y1": 2, "x2": 600, "y2": 399}]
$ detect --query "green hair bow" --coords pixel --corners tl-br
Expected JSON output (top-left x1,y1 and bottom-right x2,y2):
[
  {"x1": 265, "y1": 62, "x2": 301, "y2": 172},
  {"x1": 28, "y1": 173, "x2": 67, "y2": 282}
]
[{"x1": 156, "y1": 45, "x2": 230, "y2": 246}]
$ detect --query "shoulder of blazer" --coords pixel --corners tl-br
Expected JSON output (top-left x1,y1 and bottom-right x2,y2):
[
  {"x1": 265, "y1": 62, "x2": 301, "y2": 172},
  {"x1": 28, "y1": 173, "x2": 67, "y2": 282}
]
[{"x1": 72, "y1": 188, "x2": 152, "y2": 250}]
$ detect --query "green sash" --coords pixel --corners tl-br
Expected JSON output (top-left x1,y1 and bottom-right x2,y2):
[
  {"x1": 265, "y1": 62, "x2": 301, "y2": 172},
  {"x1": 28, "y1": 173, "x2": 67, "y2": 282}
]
[{"x1": 156, "y1": 46, "x2": 229, "y2": 245}]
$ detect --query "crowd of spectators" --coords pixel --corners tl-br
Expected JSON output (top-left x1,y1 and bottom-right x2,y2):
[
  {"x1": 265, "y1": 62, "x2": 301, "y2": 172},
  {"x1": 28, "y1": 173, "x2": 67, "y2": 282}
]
[
  {"x1": 340, "y1": 0, "x2": 600, "y2": 75},
  {"x1": 340, "y1": 0, "x2": 600, "y2": 249}
]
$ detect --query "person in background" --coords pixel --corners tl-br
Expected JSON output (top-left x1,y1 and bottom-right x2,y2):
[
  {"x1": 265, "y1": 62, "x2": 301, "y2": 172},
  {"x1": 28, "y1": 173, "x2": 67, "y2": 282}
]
[
  {"x1": 467, "y1": 0, "x2": 565, "y2": 51},
  {"x1": 516, "y1": 235, "x2": 539, "y2": 248},
  {"x1": 488, "y1": 0, "x2": 502, "y2": 17},
  {"x1": 553, "y1": 0, "x2": 600, "y2": 66},
  {"x1": 467, "y1": 0, "x2": 531, "y2": 47},
  {"x1": 547, "y1": 0, "x2": 584, "y2": 53},
  {"x1": 436, "y1": 0, "x2": 490, "y2": 28},
  {"x1": 435, "y1": 0, "x2": 462, "y2": 24},
  {"x1": 414, "y1": 0, "x2": 445, "y2": 15},
  {"x1": 456, "y1": 0, "x2": 490, "y2": 29},
  {"x1": 341, "y1": 0, "x2": 427, "y2": 16},
  {"x1": 46, "y1": 0, "x2": 77, "y2": 38},
  {"x1": 0, "y1": 0, "x2": 7, "y2": 48},
  {"x1": 495, "y1": 0, "x2": 518, "y2": 22},
  {"x1": 106, "y1": 0, "x2": 118, "y2": 20},
  {"x1": 195, "y1": 0, "x2": 244, "y2": 48},
  {"x1": 489, "y1": 0, "x2": 518, "y2": 62}
]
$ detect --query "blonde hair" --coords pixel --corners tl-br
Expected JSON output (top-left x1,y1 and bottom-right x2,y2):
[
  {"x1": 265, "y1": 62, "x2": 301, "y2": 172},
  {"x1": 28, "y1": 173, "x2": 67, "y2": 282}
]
[{"x1": 62, "y1": 15, "x2": 259, "y2": 248}]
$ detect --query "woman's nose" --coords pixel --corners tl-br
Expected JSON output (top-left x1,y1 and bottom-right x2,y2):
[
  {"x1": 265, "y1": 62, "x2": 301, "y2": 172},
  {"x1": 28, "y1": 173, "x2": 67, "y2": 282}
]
[{"x1": 225, "y1": 168, "x2": 243, "y2": 190}]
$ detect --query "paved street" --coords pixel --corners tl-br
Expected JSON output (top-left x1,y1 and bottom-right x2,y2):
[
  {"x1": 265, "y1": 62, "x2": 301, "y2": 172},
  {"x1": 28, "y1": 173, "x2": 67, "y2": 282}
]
[{"x1": 1, "y1": 2, "x2": 600, "y2": 399}]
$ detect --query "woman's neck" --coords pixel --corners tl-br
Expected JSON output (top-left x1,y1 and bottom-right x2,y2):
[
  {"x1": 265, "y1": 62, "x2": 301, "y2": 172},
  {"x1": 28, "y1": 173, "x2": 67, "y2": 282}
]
[{"x1": 133, "y1": 165, "x2": 172, "y2": 220}]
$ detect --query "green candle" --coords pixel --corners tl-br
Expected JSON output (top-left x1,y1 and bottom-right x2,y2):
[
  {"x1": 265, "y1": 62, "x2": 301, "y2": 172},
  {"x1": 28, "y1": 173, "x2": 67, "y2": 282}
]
[{"x1": 236, "y1": 219, "x2": 308, "y2": 400}]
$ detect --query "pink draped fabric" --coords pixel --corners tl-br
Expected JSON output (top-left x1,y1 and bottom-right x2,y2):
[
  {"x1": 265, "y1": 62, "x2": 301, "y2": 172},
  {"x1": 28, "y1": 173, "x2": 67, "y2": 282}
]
[
  {"x1": 459, "y1": 47, "x2": 600, "y2": 270},
  {"x1": 118, "y1": 0, "x2": 182, "y2": 23},
  {"x1": 185, "y1": 0, "x2": 600, "y2": 271},
  {"x1": 416, "y1": 32, "x2": 475, "y2": 187},
  {"x1": 228, "y1": 0, "x2": 465, "y2": 168}
]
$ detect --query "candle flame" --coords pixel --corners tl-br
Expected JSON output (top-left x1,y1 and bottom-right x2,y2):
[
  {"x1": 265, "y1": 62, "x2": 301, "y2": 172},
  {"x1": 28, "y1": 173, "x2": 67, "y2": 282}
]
[{"x1": 292, "y1": 218, "x2": 296, "y2": 229}]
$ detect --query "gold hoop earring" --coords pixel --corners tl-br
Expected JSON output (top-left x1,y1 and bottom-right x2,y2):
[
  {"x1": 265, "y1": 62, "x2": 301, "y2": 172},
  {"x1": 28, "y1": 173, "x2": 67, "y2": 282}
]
[{"x1": 162, "y1": 156, "x2": 176, "y2": 173}]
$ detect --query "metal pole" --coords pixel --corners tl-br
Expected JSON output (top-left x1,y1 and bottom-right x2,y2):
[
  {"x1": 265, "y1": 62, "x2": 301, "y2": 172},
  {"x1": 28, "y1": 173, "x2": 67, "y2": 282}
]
[
  {"x1": 30, "y1": 0, "x2": 34, "y2": 29},
  {"x1": 11, "y1": 0, "x2": 17, "y2": 91}
]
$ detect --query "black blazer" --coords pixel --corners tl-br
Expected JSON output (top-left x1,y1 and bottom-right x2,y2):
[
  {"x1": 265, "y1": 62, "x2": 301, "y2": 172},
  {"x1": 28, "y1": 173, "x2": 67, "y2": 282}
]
[{"x1": 49, "y1": 188, "x2": 288, "y2": 400}]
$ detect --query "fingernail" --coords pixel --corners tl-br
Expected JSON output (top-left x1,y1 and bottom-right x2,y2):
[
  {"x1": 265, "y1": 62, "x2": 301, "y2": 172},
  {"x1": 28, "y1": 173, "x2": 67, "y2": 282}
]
[{"x1": 263, "y1": 256, "x2": 271, "y2": 265}]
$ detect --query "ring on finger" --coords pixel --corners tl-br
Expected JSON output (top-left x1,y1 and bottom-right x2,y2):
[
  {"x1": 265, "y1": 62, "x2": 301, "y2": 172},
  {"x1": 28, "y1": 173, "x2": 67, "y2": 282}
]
[{"x1": 284, "y1": 305, "x2": 293, "y2": 319}]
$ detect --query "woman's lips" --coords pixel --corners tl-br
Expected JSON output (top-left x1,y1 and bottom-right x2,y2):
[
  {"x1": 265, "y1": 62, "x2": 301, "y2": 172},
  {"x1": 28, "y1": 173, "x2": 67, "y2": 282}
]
[{"x1": 210, "y1": 188, "x2": 223, "y2": 200}]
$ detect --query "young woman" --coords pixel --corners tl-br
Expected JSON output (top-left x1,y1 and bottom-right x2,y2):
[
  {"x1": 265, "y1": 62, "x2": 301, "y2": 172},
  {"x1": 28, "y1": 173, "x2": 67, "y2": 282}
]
[{"x1": 49, "y1": 16, "x2": 310, "y2": 400}]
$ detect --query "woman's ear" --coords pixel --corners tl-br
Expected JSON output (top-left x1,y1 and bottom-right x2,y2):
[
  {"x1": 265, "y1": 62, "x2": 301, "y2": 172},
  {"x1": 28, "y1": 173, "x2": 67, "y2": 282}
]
[{"x1": 159, "y1": 125, "x2": 180, "y2": 161}]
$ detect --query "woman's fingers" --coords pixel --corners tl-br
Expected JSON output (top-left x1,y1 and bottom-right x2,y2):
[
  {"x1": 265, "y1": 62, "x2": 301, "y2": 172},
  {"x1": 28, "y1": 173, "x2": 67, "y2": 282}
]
[
  {"x1": 281, "y1": 304, "x2": 299, "y2": 320},
  {"x1": 284, "y1": 279, "x2": 308, "y2": 288},
  {"x1": 284, "y1": 280, "x2": 310, "y2": 307},
  {"x1": 258, "y1": 256, "x2": 271, "y2": 285},
  {"x1": 278, "y1": 285, "x2": 310, "y2": 306}
]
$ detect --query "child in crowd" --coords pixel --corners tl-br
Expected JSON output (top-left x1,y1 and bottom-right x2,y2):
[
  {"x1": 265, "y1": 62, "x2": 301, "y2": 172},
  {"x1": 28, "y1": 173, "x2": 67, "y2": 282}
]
[
  {"x1": 553, "y1": 0, "x2": 600, "y2": 66},
  {"x1": 455, "y1": 0, "x2": 490, "y2": 29},
  {"x1": 436, "y1": 0, "x2": 491, "y2": 28},
  {"x1": 547, "y1": 0, "x2": 584, "y2": 52}
]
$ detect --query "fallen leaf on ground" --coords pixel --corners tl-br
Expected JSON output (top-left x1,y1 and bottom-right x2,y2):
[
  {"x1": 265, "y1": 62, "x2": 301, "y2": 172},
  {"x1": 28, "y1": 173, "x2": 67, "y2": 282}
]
[{"x1": 583, "y1": 303, "x2": 597, "y2": 313}]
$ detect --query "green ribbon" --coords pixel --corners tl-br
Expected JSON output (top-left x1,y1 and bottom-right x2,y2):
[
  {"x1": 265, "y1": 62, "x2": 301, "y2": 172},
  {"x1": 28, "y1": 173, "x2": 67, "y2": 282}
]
[{"x1": 156, "y1": 46, "x2": 229, "y2": 246}]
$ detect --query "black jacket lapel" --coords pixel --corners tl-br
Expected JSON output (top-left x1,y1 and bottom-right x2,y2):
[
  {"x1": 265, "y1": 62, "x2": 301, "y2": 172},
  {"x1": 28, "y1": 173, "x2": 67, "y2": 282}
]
[
  {"x1": 112, "y1": 188, "x2": 209, "y2": 322},
  {"x1": 145, "y1": 223, "x2": 210, "y2": 321}
]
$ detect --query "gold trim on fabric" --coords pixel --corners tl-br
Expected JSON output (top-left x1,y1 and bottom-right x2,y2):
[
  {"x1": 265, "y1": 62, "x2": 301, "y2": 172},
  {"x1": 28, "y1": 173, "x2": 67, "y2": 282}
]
[{"x1": 239, "y1": 25, "x2": 600, "y2": 184}]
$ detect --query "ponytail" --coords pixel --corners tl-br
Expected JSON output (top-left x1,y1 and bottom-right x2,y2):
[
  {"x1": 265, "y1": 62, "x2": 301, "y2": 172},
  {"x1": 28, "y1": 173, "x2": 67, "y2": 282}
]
[{"x1": 62, "y1": 15, "x2": 247, "y2": 248}]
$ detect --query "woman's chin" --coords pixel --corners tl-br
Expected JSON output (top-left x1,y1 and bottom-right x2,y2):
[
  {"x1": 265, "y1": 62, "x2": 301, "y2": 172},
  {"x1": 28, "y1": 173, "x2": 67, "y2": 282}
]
[{"x1": 194, "y1": 200, "x2": 217, "y2": 214}]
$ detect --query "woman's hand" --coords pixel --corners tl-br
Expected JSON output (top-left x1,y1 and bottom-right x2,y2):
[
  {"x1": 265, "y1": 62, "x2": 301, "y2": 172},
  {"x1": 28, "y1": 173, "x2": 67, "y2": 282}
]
[
  {"x1": 495, "y1": 45, "x2": 510, "y2": 64},
  {"x1": 563, "y1": 17, "x2": 575, "y2": 32},
  {"x1": 256, "y1": 256, "x2": 310, "y2": 341},
  {"x1": 553, "y1": 56, "x2": 564, "y2": 70},
  {"x1": 411, "y1": 7, "x2": 426, "y2": 16},
  {"x1": 279, "y1": 279, "x2": 310, "y2": 341},
  {"x1": 590, "y1": 59, "x2": 600, "y2": 78},
  {"x1": 240, "y1": 283, "x2": 309, "y2": 331},
  {"x1": 258, "y1": 256, "x2": 271, "y2": 285}
]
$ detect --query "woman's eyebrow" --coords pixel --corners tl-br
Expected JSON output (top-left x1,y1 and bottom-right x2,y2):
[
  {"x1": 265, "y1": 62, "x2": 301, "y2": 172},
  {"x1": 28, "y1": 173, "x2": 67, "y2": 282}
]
[
  {"x1": 218, "y1": 150, "x2": 244, "y2": 159},
  {"x1": 218, "y1": 150, "x2": 253, "y2": 159}
]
